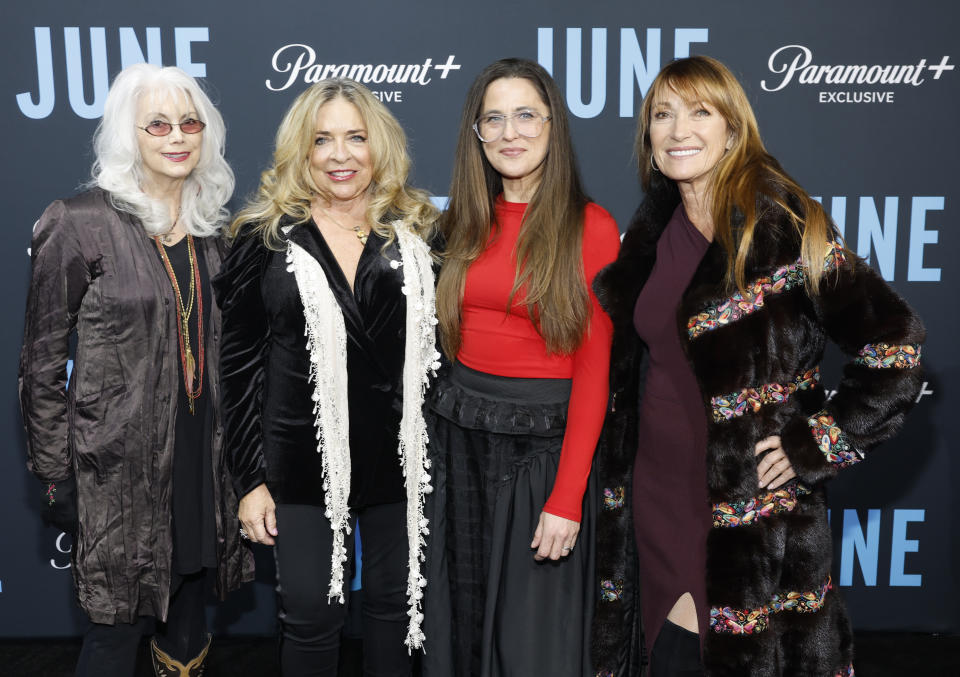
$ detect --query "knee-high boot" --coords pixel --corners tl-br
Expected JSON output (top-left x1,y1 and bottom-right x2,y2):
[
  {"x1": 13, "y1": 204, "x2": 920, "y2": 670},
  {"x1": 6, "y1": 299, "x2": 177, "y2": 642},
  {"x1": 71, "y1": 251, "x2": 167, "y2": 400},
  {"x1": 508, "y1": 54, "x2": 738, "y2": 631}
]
[
  {"x1": 150, "y1": 633, "x2": 211, "y2": 677},
  {"x1": 650, "y1": 620, "x2": 703, "y2": 677}
]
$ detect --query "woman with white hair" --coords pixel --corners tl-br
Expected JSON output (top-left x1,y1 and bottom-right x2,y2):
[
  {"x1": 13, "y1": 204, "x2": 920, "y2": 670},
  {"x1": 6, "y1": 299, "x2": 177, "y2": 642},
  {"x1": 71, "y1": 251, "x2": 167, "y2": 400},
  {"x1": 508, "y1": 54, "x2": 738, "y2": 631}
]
[{"x1": 19, "y1": 63, "x2": 251, "y2": 676}]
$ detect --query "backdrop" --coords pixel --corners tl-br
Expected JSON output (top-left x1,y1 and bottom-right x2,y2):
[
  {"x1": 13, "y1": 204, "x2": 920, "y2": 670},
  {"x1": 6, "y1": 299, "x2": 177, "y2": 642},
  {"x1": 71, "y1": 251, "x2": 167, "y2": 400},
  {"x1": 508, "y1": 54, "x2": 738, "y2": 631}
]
[{"x1": 1, "y1": 0, "x2": 956, "y2": 638}]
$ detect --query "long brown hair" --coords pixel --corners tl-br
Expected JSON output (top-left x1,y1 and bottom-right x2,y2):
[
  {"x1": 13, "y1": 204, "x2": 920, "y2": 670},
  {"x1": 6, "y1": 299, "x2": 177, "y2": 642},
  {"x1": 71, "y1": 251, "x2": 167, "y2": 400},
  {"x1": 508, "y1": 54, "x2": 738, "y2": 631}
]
[
  {"x1": 436, "y1": 58, "x2": 590, "y2": 358},
  {"x1": 231, "y1": 78, "x2": 437, "y2": 248},
  {"x1": 636, "y1": 56, "x2": 835, "y2": 293}
]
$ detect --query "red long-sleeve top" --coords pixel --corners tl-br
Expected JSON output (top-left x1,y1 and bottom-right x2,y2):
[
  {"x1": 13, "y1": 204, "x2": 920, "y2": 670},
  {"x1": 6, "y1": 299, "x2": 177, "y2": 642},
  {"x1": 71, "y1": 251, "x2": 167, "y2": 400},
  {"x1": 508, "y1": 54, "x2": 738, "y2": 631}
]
[{"x1": 458, "y1": 198, "x2": 620, "y2": 521}]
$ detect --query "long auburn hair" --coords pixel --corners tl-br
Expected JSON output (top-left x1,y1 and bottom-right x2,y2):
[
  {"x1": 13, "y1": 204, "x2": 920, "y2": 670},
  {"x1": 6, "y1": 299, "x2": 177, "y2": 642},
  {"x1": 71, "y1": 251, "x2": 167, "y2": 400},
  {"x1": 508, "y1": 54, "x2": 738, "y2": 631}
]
[
  {"x1": 636, "y1": 56, "x2": 835, "y2": 293},
  {"x1": 436, "y1": 58, "x2": 590, "y2": 358},
  {"x1": 231, "y1": 78, "x2": 437, "y2": 247}
]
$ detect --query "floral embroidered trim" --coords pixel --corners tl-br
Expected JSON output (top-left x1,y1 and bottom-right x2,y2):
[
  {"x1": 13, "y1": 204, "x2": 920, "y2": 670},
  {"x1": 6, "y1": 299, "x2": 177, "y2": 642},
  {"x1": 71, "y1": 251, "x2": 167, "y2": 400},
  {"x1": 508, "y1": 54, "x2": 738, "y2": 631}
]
[
  {"x1": 711, "y1": 367, "x2": 820, "y2": 423},
  {"x1": 710, "y1": 576, "x2": 832, "y2": 634},
  {"x1": 808, "y1": 410, "x2": 860, "y2": 469},
  {"x1": 854, "y1": 342, "x2": 921, "y2": 369},
  {"x1": 712, "y1": 481, "x2": 811, "y2": 528},
  {"x1": 46, "y1": 482, "x2": 56, "y2": 506},
  {"x1": 603, "y1": 487, "x2": 625, "y2": 510},
  {"x1": 600, "y1": 579, "x2": 624, "y2": 602},
  {"x1": 834, "y1": 664, "x2": 855, "y2": 677},
  {"x1": 688, "y1": 242, "x2": 846, "y2": 339}
]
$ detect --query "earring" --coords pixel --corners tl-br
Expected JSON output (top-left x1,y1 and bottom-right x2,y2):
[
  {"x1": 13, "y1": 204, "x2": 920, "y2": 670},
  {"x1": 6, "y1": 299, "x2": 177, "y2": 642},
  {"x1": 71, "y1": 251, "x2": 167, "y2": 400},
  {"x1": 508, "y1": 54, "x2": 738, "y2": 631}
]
[{"x1": 650, "y1": 154, "x2": 660, "y2": 173}]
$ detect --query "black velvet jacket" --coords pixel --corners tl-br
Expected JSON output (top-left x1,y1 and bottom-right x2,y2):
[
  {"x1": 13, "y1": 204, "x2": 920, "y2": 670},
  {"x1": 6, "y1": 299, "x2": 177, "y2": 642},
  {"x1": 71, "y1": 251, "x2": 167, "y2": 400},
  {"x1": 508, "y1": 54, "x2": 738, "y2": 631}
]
[
  {"x1": 214, "y1": 219, "x2": 408, "y2": 507},
  {"x1": 590, "y1": 184, "x2": 925, "y2": 677}
]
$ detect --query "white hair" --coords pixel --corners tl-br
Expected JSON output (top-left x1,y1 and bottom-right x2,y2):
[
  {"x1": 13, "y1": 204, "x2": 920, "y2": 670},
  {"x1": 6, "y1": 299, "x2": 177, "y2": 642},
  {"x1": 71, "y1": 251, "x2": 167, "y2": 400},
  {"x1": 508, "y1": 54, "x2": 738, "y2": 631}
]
[{"x1": 89, "y1": 63, "x2": 234, "y2": 237}]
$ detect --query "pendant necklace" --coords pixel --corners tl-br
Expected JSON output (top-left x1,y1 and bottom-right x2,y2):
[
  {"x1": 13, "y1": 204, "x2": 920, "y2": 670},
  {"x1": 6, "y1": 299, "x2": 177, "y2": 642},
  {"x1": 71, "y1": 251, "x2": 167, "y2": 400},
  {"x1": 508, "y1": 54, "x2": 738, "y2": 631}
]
[
  {"x1": 154, "y1": 233, "x2": 204, "y2": 414},
  {"x1": 319, "y1": 208, "x2": 370, "y2": 246}
]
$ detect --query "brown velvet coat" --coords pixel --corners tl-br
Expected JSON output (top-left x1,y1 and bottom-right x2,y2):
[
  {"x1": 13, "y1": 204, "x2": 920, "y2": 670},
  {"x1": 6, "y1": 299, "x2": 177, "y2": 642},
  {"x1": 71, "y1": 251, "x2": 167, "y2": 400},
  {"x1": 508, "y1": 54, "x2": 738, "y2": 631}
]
[{"x1": 19, "y1": 189, "x2": 252, "y2": 624}]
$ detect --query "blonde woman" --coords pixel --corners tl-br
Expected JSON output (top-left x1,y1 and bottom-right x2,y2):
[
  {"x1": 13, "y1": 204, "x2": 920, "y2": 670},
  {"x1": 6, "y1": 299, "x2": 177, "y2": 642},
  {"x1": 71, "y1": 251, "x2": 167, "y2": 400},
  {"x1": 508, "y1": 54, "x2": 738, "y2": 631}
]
[
  {"x1": 215, "y1": 78, "x2": 439, "y2": 677},
  {"x1": 591, "y1": 56, "x2": 924, "y2": 677}
]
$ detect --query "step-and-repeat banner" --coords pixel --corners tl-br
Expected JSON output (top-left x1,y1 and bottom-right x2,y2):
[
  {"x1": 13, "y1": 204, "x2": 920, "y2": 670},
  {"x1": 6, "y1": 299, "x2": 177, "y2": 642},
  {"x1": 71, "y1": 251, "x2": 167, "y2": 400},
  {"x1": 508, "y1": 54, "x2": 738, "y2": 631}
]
[{"x1": 1, "y1": 0, "x2": 956, "y2": 637}]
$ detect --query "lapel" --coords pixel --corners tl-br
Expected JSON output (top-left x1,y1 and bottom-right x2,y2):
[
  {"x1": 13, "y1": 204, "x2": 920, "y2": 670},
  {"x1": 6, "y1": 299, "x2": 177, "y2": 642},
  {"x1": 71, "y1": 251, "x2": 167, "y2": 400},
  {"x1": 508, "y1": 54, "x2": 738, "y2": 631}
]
[{"x1": 283, "y1": 219, "x2": 391, "y2": 377}]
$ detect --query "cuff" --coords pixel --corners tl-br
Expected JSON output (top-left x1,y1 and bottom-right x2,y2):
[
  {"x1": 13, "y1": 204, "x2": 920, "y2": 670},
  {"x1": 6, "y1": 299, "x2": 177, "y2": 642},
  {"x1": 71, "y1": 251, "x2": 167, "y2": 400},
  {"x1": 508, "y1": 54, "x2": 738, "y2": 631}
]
[
  {"x1": 543, "y1": 498, "x2": 582, "y2": 523},
  {"x1": 780, "y1": 409, "x2": 861, "y2": 485}
]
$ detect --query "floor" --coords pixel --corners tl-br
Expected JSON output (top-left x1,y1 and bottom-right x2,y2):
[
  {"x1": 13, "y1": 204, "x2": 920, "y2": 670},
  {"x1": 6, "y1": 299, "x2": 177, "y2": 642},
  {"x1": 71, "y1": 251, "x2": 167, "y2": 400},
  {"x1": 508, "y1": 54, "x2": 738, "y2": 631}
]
[{"x1": 0, "y1": 632, "x2": 957, "y2": 676}]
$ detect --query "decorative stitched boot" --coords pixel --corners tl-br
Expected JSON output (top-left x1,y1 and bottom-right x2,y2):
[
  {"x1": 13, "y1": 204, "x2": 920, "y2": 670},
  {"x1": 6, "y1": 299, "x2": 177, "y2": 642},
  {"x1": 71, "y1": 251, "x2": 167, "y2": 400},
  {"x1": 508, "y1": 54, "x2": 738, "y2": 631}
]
[{"x1": 150, "y1": 633, "x2": 211, "y2": 677}]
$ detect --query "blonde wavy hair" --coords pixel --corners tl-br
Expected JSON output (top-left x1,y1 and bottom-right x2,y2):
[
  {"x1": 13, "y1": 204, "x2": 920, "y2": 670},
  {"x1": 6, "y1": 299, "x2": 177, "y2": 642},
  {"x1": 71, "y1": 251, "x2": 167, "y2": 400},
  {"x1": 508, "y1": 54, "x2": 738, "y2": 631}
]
[
  {"x1": 636, "y1": 56, "x2": 836, "y2": 294},
  {"x1": 231, "y1": 78, "x2": 437, "y2": 247}
]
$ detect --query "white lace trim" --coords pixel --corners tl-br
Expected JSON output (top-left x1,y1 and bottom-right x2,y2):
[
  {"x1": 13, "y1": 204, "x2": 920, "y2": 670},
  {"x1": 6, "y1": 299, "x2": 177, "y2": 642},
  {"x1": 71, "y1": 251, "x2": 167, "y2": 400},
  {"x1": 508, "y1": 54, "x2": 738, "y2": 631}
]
[
  {"x1": 393, "y1": 221, "x2": 441, "y2": 649},
  {"x1": 285, "y1": 221, "x2": 439, "y2": 649},
  {"x1": 286, "y1": 239, "x2": 352, "y2": 602}
]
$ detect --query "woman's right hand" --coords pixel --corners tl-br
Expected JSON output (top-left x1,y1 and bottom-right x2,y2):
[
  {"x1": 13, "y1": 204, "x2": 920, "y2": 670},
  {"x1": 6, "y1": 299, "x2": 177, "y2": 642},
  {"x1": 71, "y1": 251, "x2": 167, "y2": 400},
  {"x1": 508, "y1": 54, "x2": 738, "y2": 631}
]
[{"x1": 239, "y1": 483, "x2": 278, "y2": 545}]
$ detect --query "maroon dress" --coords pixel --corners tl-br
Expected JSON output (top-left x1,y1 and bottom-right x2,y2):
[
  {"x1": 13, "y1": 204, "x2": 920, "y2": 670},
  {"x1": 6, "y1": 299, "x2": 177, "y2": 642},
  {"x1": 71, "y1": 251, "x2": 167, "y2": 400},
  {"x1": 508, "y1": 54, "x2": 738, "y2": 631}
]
[{"x1": 632, "y1": 204, "x2": 712, "y2": 661}]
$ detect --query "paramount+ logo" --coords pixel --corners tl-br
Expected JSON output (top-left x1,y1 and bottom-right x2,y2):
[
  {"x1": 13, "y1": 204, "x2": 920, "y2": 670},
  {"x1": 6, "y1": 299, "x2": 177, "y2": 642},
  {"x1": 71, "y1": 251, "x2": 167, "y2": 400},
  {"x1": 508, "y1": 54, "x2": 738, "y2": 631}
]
[
  {"x1": 265, "y1": 44, "x2": 462, "y2": 103},
  {"x1": 761, "y1": 45, "x2": 954, "y2": 104}
]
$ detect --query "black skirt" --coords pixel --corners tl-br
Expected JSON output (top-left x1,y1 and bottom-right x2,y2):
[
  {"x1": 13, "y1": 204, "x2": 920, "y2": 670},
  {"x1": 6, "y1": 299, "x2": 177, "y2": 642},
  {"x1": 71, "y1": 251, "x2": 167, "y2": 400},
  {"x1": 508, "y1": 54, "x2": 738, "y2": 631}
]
[{"x1": 422, "y1": 362, "x2": 597, "y2": 677}]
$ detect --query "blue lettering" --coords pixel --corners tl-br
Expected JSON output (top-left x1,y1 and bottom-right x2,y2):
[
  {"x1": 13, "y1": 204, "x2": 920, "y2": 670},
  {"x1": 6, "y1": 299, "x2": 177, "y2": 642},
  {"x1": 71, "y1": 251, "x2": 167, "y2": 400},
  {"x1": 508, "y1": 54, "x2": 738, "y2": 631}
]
[
  {"x1": 840, "y1": 508, "x2": 880, "y2": 586},
  {"x1": 16, "y1": 27, "x2": 55, "y2": 119},
  {"x1": 175, "y1": 27, "x2": 208, "y2": 77},
  {"x1": 619, "y1": 28, "x2": 660, "y2": 117},
  {"x1": 566, "y1": 28, "x2": 606, "y2": 118},
  {"x1": 907, "y1": 197, "x2": 943, "y2": 282},
  {"x1": 65, "y1": 27, "x2": 109, "y2": 119},
  {"x1": 674, "y1": 28, "x2": 709, "y2": 58},
  {"x1": 17, "y1": 27, "x2": 210, "y2": 119},
  {"x1": 889, "y1": 509, "x2": 924, "y2": 586},
  {"x1": 538, "y1": 27, "x2": 709, "y2": 118},
  {"x1": 119, "y1": 27, "x2": 163, "y2": 68},
  {"x1": 538, "y1": 27, "x2": 554, "y2": 75},
  {"x1": 858, "y1": 196, "x2": 898, "y2": 281}
]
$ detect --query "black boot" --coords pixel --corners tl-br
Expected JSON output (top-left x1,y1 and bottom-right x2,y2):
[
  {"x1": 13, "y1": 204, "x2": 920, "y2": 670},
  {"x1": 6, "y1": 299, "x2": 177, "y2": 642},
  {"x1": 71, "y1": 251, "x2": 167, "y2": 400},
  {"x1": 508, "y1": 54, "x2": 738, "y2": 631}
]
[
  {"x1": 650, "y1": 620, "x2": 703, "y2": 677},
  {"x1": 150, "y1": 633, "x2": 211, "y2": 677}
]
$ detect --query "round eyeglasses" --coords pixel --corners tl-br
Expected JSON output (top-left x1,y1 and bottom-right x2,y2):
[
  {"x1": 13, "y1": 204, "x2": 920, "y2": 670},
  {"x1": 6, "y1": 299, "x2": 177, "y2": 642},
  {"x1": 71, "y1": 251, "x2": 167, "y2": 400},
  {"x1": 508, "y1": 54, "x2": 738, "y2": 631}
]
[
  {"x1": 138, "y1": 119, "x2": 207, "y2": 136},
  {"x1": 473, "y1": 110, "x2": 551, "y2": 143}
]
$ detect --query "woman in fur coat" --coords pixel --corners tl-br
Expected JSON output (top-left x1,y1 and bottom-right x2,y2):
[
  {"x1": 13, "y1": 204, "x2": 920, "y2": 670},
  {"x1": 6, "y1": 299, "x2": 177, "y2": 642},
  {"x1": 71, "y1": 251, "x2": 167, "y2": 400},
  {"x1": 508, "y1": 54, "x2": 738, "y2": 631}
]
[{"x1": 590, "y1": 56, "x2": 924, "y2": 677}]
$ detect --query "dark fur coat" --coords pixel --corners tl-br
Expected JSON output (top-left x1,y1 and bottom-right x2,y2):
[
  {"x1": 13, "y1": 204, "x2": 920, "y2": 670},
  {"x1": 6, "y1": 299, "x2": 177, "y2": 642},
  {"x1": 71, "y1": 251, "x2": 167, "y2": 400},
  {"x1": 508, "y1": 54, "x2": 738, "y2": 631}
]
[{"x1": 589, "y1": 183, "x2": 925, "y2": 677}]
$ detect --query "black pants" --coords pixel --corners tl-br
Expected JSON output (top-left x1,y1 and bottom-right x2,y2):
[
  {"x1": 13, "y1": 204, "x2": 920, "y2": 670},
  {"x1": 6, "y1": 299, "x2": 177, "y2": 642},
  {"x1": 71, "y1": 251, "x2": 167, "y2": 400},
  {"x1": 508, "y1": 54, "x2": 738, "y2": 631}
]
[
  {"x1": 274, "y1": 501, "x2": 411, "y2": 677},
  {"x1": 74, "y1": 570, "x2": 208, "y2": 677}
]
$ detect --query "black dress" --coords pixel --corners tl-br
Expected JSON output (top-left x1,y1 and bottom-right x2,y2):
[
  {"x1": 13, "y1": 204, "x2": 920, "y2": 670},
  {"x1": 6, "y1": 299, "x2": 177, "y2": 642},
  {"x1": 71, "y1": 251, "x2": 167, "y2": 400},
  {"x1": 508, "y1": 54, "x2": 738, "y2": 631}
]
[
  {"x1": 156, "y1": 237, "x2": 216, "y2": 574},
  {"x1": 632, "y1": 205, "x2": 712, "y2": 660}
]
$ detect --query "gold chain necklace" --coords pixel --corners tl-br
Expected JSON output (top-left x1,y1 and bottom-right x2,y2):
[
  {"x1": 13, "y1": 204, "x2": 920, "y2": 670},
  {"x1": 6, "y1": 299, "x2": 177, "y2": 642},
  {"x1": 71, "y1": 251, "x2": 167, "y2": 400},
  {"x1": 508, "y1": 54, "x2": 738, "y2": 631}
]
[{"x1": 318, "y1": 208, "x2": 369, "y2": 246}]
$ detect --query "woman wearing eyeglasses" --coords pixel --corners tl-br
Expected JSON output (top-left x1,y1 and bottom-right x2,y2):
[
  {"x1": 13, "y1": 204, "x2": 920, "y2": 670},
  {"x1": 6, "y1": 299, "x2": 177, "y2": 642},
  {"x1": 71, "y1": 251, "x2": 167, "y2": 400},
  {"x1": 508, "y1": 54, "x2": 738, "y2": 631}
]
[
  {"x1": 19, "y1": 63, "x2": 249, "y2": 677},
  {"x1": 423, "y1": 58, "x2": 620, "y2": 677}
]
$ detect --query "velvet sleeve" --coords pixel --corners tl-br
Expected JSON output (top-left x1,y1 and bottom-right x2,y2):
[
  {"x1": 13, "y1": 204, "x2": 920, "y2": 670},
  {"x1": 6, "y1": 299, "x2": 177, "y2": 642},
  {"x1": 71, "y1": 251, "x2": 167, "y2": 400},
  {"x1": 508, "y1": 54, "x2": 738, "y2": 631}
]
[
  {"x1": 19, "y1": 200, "x2": 93, "y2": 482},
  {"x1": 779, "y1": 245, "x2": 926, "y2": 484},
  {"x1": 543, "y1": 205, "x2": 621, "y2": 522},
  {"x1": 213, "y1": 232, "x2": 270, "y2": 499}
]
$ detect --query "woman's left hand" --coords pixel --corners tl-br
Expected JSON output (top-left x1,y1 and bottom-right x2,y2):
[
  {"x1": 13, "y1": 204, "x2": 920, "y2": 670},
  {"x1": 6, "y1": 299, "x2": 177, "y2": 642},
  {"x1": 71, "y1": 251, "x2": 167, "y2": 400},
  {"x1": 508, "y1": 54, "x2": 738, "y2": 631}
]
[
  {"x1": 755, "y1": 435, "x2": 797, "y2": 489},
  {"x1": 531, "y1": 511, "x2": 580, "y2": 561}
]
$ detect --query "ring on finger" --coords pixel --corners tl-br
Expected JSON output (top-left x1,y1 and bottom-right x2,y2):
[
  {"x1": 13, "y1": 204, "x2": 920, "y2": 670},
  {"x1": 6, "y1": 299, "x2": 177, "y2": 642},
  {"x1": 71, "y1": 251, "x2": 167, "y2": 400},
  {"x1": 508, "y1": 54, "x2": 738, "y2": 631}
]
[{"x1": 239, "y1": 527, "x2": 250, "y2": 540}]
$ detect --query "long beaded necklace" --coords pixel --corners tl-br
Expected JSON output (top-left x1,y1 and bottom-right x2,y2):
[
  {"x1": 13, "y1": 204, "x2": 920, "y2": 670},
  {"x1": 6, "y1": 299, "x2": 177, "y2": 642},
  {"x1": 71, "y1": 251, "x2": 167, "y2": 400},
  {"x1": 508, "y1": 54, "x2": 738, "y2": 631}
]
[{"x1": 154, "y1": 234, "x2": 204, "y2": 414}]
